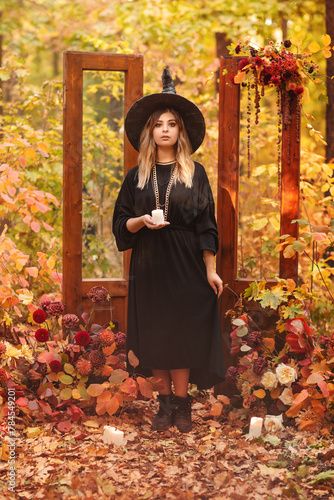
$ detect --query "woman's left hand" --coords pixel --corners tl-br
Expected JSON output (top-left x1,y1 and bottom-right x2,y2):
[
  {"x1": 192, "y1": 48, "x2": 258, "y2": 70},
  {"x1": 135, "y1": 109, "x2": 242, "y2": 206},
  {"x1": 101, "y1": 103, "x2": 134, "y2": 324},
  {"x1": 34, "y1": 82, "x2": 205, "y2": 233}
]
[{"x1": 207, "y1": 271, "x2": 224, "y2": 298}]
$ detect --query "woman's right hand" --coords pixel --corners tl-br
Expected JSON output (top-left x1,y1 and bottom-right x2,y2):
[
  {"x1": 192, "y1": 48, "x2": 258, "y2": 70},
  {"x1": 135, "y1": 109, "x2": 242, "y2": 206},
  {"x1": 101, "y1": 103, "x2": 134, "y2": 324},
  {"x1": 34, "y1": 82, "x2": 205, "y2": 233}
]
[{"x1": 141, "y1": 214, "x2": 170, "y2": 230}]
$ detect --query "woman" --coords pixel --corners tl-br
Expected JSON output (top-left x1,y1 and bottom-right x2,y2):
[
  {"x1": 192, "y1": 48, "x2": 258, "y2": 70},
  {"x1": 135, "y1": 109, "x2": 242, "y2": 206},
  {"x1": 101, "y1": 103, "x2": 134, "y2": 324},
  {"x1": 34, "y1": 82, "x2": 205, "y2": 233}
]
[{"x1": 112, "y1": 66, "x2": 226, "y2": 433}]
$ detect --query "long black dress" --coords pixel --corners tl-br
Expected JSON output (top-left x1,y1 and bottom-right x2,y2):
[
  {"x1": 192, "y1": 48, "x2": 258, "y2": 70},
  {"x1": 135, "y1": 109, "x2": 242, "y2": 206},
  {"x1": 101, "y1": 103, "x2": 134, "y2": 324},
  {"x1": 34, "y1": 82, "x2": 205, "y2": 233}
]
[{"x1": 112, "y1": 161, "x2": 226, "y2": 390}]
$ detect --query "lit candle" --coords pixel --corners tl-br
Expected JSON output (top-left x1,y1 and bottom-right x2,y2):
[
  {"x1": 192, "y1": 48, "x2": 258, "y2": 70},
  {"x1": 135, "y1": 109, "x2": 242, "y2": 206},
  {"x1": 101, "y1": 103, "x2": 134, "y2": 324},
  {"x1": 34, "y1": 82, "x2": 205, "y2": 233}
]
[
  {"x1": 248, "y1": 417, "x2": 263, "y2": 438},
  {"x1": 151, "y1": 209, "x2": 164, "y2": 224},
  {"x1": 102, "y1": 425, "x2": 126, "y2": 446}
]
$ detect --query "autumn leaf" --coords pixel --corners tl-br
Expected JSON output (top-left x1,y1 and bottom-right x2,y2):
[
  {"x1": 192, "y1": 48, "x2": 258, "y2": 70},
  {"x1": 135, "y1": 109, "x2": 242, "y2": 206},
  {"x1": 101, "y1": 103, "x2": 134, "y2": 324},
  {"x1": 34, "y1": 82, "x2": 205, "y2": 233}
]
[
  {"x1": 137, "y1": 377, "x2": 153, "y2": 399},
  {"x1": 120, "y1": 377, "x2": 138, "y2": 397},
  {"x1": 210, "y1": 401, "x2": 223, "y2": 417},
  {"x1": 128, "y1": 349, "x2": 139, "y2": 368},
  {"x1": 87, "y1": 384, "x2": 106, "y2": 397},
  {"x1": 253, "y1": 389, "x2": 266, "y2": 399}
]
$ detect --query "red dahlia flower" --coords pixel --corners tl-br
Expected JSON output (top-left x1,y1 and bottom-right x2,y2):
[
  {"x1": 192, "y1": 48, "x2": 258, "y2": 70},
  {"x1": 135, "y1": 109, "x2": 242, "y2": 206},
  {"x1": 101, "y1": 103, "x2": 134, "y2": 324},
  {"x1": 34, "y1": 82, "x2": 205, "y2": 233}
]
[
  {"x1": 35, "y1": 328, "x2": 49, "y2": 342},
  {"x1": 49, "y1": 359, "x2": 62, "y2": 373},
  {"x1": 74, "y1": 330, "x2": 91, "y2": 347},
  {"x1": 33, "y1": 309, "x2": 48, "y2": 324}
]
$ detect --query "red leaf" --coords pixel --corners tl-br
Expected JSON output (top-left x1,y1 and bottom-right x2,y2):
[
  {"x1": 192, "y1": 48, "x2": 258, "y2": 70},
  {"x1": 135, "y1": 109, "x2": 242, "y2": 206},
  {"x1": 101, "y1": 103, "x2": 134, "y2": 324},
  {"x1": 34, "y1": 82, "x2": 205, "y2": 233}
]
[
  {"x1": 66, "y1": 404, "x2": 85, "y2": 422},
  {"x1": 318, "y1": 380, "x2": 330, "y2": 398},
  {"x1": 16, "y1": 397, "x2": 28, "y2": 407},
  {"x1": 56, "y1": 420, "x2": 72, "y2": 433}
]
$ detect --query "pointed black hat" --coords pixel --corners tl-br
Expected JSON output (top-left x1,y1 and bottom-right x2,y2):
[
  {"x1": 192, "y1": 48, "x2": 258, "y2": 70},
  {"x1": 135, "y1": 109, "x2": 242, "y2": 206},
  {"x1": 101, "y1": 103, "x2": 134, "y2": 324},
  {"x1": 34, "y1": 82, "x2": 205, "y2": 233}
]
[{"x1": 124, "y1": 66, "x2": 205, "y2": 153}]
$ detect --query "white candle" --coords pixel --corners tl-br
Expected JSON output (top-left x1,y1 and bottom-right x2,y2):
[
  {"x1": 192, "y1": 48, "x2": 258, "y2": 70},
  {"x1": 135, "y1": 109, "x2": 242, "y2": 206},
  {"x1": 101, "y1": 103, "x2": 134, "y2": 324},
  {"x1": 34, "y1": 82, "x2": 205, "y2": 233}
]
[
  {"x1": 248, "y1": 417, "x2": 263, "y2": 438},
  {"x1": 151, "y1": 209, "x2": 164, "y2": 224},
  {"x1": 102, "y1": 425, "x2": 126, "y2": 446}
]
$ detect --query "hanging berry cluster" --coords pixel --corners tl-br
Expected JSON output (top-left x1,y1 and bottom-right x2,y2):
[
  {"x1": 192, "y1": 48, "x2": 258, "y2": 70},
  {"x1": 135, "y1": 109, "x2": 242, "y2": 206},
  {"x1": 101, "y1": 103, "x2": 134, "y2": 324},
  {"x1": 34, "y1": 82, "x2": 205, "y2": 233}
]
[{"x1": 233, "y1": 39, "x2": 321, "y2": 190}]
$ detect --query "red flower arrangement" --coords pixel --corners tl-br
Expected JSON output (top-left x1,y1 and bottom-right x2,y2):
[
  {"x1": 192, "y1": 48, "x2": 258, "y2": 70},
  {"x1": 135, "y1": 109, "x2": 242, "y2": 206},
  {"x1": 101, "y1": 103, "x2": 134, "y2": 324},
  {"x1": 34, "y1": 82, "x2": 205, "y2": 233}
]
[
  {"x1": 74, "y1": 330, "x2": 91, "y2": 347},
  {"x1": 35, "y1": 328, "x2": 49, "y2": 342},
  {"x1": 232, "y1": 38, "x2": 327, "y2": 184},
  {"x1": 33, "y1": 309, "x2": 48, "y2": 324}
]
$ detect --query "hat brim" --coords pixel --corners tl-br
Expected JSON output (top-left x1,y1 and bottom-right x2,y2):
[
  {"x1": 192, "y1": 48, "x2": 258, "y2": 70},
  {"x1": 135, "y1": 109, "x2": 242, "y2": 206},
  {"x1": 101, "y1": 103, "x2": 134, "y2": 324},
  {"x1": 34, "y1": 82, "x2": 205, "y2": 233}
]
[{"x1": 124, "y1": 93, "x2": 205, "y2": 153}]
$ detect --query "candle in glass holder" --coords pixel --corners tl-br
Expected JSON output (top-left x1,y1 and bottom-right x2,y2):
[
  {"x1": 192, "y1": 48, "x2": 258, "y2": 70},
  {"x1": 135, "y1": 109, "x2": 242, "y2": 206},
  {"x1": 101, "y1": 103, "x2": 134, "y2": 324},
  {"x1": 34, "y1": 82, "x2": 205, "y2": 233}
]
[
  {"x1": 151, "y1": 209, "x2": 164, "y2": 224},
  {"x1": 248, "y1": 417, "x2": 263, "y2": 438},
  {"x1": 102, "y1": 425, "x2": 126, "y2": 446}
]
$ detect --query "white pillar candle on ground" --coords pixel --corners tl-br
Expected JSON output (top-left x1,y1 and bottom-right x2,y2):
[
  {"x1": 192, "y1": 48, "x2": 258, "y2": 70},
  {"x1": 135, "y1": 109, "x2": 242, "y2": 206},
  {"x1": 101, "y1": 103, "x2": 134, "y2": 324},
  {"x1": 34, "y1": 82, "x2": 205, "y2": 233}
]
[
  {"x1": 151, "y1": 209, "x2": 164, "y2": 224},
  {"x1": 102, "y1": 425, "x2": 126, "y2": 446},
  {"x1": 248, "y1": 417, "x2": 263, "y2": 438}
]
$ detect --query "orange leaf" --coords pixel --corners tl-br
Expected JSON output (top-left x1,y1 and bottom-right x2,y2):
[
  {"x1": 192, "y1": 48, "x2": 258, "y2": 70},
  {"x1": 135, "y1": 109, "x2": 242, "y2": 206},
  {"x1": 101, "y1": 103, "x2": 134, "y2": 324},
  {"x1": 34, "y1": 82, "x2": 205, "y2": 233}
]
[
  {"x1": 263, "y1": 338, "x2": 275, "y2": 353},
  {"x1": 128, "y1": 350, "x2": 139, "y2": 368},
  {"x1": 217, "y1": 394, "x2": 230, "y2": 405},
  {"x1": 298, "y1": 419, "x2": 318, "y2": 431},
  {"x1": 286, "y1": 389, "x2": 309, "y2": 417},
  {"x1": 30, "y1": 220, "x2": 41, "y2": 233},
  {"x1": 234, "y1": 70, "x2": 246, "y2": 83},
  {"x1": 103, "y1": 344, "x2": 116, "y2": 356},
  {"x1": 306, "y1": 372, "x2": 324, "y2": 385},
  {"x1": 311, "y1": 399, "x2": 326, "y2": 415},
  {"x1": 210, "y1": 401, "x2": 223, "y2": 417},
  {"x1": 253, "y1": 389, "x2": 266, "y2": 399},
  {"x1": 114, "y1": 391, "x2": 124, "y2": 406},
  {"x1": 101, "y1": 365, "x2": 113, "y2": 377},
  {"x1": 87, "y1": 384, "x2": 105, "y2": 397},
  {"x1": 96, "y1": 390, "x2": 112, "y2": 403},
  {"x1": 120, "y1": 377, "x2": 138, "y2": 397},
  {"x1": 96, "y1": 390, "x2": 112, "y2": 415},
  {"x1": 318, "y1": 380, "x2": 329, "y2": 398},
  {"x1": 137, "y1": 377, "x2": 153, "y2": 399},
  {"x1": 270, "y1": 387, "x2": 281, "y2": 399},
  {"x1": 105, "y1": 355, "x2": 120, "y2": 365},
  {"x1": 25, "y1": 267, "x2": 38, "y2": 278},
  {"x1": 106, "y1": 396, "x2": 120, "y2": 416}
]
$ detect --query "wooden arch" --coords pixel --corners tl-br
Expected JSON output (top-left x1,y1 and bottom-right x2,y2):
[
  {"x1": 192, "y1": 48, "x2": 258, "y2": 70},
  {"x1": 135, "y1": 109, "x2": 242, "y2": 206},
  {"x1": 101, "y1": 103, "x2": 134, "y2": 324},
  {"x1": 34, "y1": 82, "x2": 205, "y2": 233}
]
[{"x1": 216, "y1": 56, "x2": 301, "y2": 388}]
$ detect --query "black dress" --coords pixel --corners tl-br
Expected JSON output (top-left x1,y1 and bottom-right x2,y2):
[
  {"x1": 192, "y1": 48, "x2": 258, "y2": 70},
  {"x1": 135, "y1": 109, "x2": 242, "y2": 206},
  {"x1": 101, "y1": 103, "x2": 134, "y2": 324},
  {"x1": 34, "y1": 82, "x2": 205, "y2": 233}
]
[{"x1": 112, "y1": 161, "x2": 226, "y2": 390}]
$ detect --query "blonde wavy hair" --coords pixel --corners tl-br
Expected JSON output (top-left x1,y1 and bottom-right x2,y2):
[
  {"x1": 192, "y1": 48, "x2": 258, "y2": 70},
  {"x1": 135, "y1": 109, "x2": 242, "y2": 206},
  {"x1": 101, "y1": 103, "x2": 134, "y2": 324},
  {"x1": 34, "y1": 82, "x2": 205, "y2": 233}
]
[{"x1": 136, "y1": 107, "x2": 195, "y2": 189}]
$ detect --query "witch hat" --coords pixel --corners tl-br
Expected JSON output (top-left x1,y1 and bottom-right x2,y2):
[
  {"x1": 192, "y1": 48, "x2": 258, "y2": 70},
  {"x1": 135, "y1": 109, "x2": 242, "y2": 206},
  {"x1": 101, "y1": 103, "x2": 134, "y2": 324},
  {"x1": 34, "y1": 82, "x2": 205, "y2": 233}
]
[{"x1": 124, "y1": 66, "x2": 205, "y2": 153}]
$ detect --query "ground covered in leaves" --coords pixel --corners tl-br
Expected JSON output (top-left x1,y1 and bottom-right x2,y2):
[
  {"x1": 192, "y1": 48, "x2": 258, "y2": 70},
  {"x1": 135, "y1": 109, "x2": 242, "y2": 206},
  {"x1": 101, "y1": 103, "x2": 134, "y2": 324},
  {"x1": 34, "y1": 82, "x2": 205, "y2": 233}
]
[{"x1": 1, "y1": 390, "x2": 334, "y2": 499}]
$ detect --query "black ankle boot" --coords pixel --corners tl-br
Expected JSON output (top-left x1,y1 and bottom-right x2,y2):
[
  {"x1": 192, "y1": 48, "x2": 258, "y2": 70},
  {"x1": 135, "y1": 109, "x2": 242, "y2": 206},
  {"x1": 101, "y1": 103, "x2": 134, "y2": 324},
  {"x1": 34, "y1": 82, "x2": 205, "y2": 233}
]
[
  {"x1": 172, "y1": 394, "x2": 192, "y2": 433},
  {"x1": 151, "y1": 394, "x2": 175, "y2": 431}
]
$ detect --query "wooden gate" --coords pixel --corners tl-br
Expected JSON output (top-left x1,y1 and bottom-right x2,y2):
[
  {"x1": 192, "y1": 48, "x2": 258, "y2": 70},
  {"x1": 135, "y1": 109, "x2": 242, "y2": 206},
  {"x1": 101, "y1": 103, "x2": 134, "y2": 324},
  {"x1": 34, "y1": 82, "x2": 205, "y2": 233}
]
[
  {"x1": 215, "y1": 56, "x2": 301, "y2": 391},
  {"x1": 63, "y1": 51, "x2": 143, "y2": 330}
]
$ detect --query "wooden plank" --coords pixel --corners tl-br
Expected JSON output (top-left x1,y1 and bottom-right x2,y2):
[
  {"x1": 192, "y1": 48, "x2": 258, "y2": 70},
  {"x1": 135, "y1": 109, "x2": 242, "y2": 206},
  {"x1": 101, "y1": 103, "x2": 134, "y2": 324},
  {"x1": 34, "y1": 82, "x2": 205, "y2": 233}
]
[
  {"x1": 217, "y1": 57, "x2": 240, "y2": 293},
  {"x1": 123, "y1": 57, "x2": 143, "y2": 322},
  {"x1": 82, "y1": 279, "x2": 128, "y2": 297},
  {"x1": 280, "y1": 90, "x2": 300, "y2": 280},
  {"x1": 63, "y1": 52, "x2": 83, "y2": 316}
]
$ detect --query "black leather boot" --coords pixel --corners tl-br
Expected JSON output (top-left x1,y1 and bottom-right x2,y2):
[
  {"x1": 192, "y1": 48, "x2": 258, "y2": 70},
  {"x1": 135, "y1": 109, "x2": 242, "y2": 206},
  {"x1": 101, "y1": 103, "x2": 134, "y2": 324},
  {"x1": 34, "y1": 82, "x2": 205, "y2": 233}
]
[
  {"x1": 172, "y1": 394, "x2": 192, "y2": 433},
  {"x1": 151, "y1": 394, "x2": 175, "y2": 431}
]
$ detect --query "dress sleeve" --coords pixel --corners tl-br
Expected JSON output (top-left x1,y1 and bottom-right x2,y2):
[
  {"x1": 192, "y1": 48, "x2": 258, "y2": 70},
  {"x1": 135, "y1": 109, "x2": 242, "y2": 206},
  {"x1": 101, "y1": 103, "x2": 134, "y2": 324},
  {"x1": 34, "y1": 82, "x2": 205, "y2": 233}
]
[
  {"x1": 195, "y1": 164, "x2": 219, "y2": 256},
  {"x1": 112, "y1": 169, "x2": 139, "y2": 252}
]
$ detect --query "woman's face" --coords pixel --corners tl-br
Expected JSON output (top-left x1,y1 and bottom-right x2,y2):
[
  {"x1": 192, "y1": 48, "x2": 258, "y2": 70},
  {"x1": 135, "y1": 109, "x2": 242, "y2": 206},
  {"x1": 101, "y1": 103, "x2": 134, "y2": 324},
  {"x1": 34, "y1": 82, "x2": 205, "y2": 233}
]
[{"x1": 152, "y1": 111, "x2": 179, "y2": 148}]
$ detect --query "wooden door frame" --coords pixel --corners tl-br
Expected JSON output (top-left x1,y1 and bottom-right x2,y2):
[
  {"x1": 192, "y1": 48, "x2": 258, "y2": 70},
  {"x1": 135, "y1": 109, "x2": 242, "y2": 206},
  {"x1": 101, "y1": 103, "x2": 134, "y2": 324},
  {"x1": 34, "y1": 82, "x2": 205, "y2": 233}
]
[
  {"x1": 215, "y1": 56, "x2": 301, "y2": 388},
  {"x1": 62, "y1": 51, "x2": 143, "y2": 325}
]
